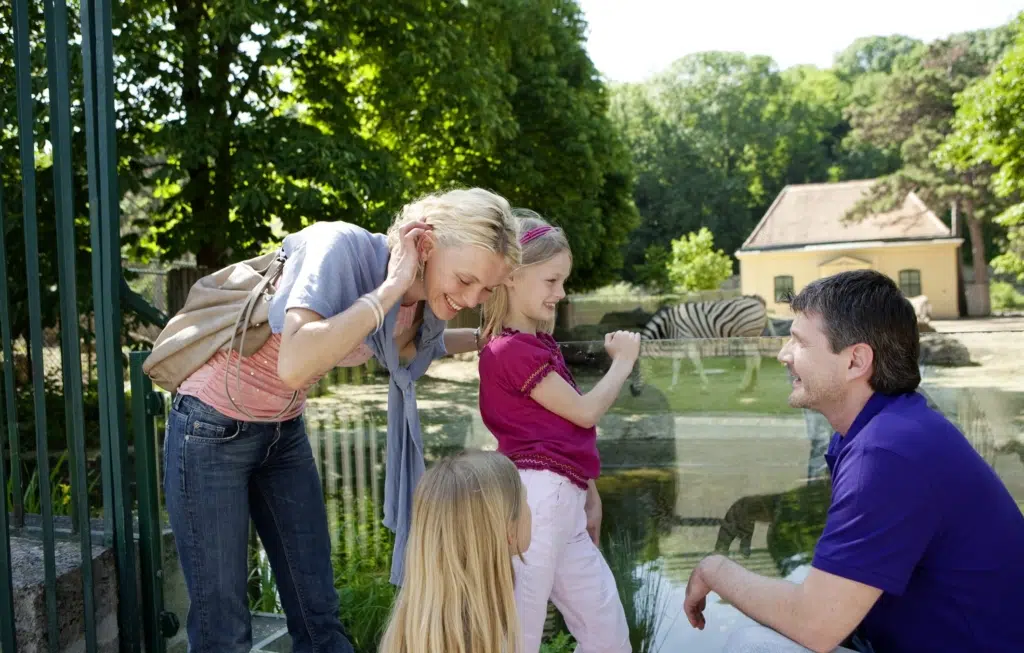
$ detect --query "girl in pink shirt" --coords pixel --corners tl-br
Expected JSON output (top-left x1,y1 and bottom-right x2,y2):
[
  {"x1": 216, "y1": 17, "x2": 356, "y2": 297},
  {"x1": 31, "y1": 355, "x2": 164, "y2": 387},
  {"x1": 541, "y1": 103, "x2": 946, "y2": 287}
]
[{"x1": 478, "y1": 211, "x2": 640, "y2": 653}]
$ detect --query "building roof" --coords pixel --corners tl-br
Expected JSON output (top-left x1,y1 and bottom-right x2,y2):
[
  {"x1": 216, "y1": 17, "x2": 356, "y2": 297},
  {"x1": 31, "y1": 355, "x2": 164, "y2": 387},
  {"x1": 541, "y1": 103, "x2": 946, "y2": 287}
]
[{"x1": 739, "y1": 179, "x2": 954, "y2": 252}]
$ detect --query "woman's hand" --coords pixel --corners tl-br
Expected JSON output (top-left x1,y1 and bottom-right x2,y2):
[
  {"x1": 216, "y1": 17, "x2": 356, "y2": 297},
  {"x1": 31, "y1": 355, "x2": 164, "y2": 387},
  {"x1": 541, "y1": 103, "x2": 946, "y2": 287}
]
[{"x1": 386, "y1": 221, "x2": 432, "y2": 293}]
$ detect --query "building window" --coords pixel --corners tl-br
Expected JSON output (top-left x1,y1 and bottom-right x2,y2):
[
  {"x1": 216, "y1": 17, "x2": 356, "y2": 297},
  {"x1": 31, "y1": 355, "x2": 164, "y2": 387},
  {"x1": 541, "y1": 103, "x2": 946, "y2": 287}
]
[
  {"x1": 774, "y1": 275, "x2": 794, "y2": 302},
  {"x1": 899, "y1": 269, "x2": 922, "y2": 297}
]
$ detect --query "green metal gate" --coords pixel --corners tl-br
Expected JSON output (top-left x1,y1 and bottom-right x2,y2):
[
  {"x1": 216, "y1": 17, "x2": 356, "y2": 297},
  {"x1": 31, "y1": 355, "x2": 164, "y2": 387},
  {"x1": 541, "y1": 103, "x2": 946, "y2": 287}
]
[{"x1": 2, "y1": 0, "x2": 173, "y2": 650}]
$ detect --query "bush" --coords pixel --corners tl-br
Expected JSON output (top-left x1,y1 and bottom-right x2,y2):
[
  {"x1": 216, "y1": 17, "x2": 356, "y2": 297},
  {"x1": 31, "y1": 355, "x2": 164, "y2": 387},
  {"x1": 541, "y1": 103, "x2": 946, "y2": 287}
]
[
  {"x1": 666, "y1": 228, "x2": 733, "y2": 292},
  {"x1": 990, "y1": 280, "x2": 1024, "y2": 312}
]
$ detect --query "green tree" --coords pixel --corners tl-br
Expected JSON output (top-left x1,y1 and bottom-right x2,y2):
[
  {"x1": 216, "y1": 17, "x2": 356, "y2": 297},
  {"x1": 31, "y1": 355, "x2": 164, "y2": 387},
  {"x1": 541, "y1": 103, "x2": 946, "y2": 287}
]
[
  {"x1": 666, "y1": 228, "x2": 733, "y2": 292},
  {"x1": 609, "y1": 81, "x2": 735, "y2": 283},
  {"x1": 4, "y1": 0, "x2": 635, "y2": 292},
  {"x1": 610, "y1": 53, "x2": 794, "y2": 277},
  {"x1": 844, "y1": 31, "x2": 1015, "y2": 307},
  {"x1": 610, "y1": 50, "x2": 898, "y2": 284},
  {"x1": 467, "y1": 0, "x2": 638, "y2": 291},
  {"x1": 120, "y1": 0, "x2": 521, "y2": 268},
  {"x1": 633, "y1": 245, "x2": 673, "y2": 294},
  {"x1": 939, "y1": 14, "x2": 1024, "y2": 279},
  {"x1": 832, "y1": 35, "x2": 923, "y2": 81}
]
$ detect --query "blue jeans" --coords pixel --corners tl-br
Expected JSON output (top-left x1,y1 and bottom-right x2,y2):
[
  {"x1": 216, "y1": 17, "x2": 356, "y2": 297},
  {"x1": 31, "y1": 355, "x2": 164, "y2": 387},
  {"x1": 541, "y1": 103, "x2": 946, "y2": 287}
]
[{"x1": 164, "y1": 394, "x2": 353, "y2": 653}]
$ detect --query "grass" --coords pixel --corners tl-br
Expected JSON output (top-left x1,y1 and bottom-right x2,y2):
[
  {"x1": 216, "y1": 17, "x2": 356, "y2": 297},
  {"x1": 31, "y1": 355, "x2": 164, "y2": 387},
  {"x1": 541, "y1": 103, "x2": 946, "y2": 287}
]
[{"x1": 576, "y1": 355, "x2": 799, "y2": 416}]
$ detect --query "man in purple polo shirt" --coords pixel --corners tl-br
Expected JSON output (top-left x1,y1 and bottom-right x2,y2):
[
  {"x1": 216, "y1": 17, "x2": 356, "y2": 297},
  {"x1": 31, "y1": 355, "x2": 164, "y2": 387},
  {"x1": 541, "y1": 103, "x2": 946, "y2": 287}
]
[{"x1": 682, "y1": 270, "x2": 1024, "y2": 653}]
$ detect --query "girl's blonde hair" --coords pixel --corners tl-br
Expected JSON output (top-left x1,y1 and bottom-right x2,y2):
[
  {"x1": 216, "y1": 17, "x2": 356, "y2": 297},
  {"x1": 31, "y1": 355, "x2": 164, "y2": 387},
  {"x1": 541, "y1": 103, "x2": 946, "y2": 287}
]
[
  {"x1": 481, "y1": 209, "x2": 571, "y2": 338},
  {"x1": 386, "y1": 188, "x2": 521, "y2": 270},
  {"x1": 380, "y1": 450, "x2": 525, "y2": 653}
]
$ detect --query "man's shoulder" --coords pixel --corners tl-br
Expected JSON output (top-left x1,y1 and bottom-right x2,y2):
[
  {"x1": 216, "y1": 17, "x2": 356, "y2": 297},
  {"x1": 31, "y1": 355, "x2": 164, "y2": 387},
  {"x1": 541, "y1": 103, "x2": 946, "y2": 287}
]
[{"x1": 860, "y1": 392, "x2": 961, "y2": 455}]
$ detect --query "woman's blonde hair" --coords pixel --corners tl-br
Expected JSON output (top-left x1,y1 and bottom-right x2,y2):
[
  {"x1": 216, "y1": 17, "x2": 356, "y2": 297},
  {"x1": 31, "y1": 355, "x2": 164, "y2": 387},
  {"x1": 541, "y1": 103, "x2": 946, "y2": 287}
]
[
  {"x1": 380, "y1": 451, "x2": 525, "y2": 653},
  {"x1": 481, "y1": 209, "x2": 571, "y2": 338},
  {"x1": 386, "y1": 188, "x2": 521, "y2": 270}
]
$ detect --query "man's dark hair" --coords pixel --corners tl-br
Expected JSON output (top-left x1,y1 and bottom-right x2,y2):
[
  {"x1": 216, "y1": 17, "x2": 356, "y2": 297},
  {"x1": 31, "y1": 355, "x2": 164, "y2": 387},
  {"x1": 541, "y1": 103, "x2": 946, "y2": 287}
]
[{"x1": 788, "y1": 269, "x2": 920, "y2": 394}]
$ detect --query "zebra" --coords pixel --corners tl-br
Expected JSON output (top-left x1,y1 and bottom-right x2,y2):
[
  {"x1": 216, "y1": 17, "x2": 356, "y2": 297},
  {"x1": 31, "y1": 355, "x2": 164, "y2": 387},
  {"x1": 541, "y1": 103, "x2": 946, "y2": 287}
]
[{"x1": 629, "y1": 294, "x2": 770, "y2": 396}]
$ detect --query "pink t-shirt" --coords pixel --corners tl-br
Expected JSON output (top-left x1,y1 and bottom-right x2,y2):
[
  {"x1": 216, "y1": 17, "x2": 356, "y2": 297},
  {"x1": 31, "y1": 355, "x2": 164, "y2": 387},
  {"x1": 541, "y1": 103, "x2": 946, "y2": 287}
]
[
  {"x1": 477, "y1": 329, "x2": 599, "y2": 489},
  {"x1": 179, "y1": 303, "x2": 419, "y2": 421}
]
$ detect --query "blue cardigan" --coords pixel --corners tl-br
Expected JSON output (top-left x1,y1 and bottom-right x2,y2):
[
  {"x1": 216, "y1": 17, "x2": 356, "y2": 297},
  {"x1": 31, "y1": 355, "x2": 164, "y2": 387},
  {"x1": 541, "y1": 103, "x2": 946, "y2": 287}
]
[{"x1": 268, "y1": 221, "x2": 447, "y2": 585}]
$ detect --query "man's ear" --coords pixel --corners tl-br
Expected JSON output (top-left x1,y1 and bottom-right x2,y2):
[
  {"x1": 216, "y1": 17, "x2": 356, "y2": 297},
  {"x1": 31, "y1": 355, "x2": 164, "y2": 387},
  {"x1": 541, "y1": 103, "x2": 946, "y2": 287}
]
[{"x1": 847, "y1": 342, "x2": 874, "y2": 383}]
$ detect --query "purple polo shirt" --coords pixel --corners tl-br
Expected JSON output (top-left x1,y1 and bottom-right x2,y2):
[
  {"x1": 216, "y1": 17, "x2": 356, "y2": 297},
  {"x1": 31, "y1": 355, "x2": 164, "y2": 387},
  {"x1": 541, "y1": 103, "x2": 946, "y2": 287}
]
[{"x1": 812, "y1": 391, "x2": 1024, "y2": 652}]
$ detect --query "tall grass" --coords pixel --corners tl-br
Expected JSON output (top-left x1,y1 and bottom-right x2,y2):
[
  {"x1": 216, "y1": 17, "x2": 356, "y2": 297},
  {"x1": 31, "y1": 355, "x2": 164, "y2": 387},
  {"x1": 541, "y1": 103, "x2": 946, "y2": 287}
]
[
  {"x1": 604, "y1": 530, "x2": 668, "y2": 653},
  {"x1": 5, "y1": 451, "x2": 101, "y2": 517}
]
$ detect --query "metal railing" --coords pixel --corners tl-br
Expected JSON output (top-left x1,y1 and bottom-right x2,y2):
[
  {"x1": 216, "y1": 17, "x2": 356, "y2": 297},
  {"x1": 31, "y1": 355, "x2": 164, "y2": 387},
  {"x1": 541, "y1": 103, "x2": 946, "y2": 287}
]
[{"x1": 2, "y1": 0, "x2": 170, "y2": 650}]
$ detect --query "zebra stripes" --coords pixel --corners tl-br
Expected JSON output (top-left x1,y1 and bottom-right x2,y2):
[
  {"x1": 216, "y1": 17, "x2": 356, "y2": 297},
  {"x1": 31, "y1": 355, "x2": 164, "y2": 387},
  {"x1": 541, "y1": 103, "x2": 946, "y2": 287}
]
[
  {"x1": 630, "y1": 295, "x2": 769, "y2": 396},
  {"x1": 638, "y1": 294, "x2": 769, "y2": 341}
]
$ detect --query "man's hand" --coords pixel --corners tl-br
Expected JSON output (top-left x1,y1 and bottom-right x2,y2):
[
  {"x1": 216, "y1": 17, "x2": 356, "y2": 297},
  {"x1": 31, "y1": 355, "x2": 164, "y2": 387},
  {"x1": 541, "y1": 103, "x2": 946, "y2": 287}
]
[
  {"x1": 684, "y1": 555, "x2": 724, "y2": 630},
  {"x1": 683, "y1": 555, "x2": 882, "y2": 652},
  {"x1": 584, "y1": 481, "x2": 602, "y2": 545}
]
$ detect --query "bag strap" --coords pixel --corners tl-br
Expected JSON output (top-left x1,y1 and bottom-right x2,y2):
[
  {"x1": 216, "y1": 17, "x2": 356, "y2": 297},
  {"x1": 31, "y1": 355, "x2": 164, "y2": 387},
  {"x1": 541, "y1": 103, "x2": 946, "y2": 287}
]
[{"x1": 223, "y1": 251, "x2": 298, "y2": 422}]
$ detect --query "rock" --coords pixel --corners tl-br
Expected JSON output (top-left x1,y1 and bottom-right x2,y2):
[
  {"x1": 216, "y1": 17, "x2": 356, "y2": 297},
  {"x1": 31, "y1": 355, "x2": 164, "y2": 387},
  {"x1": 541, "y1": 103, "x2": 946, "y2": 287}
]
[
  {"x1": 555, "y1": 308, "x2": 653, "y2": 368},
  {"x1": 598, "y1": 307, "x2": 652, "y2": 329},
  {"x1": 919, "y1": 335, "x2": 972, "y2": 367}
]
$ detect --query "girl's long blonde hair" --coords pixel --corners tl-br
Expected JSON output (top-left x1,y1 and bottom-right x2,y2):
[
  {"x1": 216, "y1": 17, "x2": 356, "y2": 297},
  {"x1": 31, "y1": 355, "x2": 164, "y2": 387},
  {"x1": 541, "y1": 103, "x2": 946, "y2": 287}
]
[
  {"x1": 380, "y1": 451, "x2": 525, "y2": 653},
  {"x1": 481, "y1": 209, "x2": 571, "y2": 339}
]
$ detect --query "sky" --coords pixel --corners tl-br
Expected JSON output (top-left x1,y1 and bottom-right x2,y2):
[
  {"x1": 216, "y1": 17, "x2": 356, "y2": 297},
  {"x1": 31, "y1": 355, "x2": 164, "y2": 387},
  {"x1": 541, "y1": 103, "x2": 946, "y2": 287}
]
[{"x1": 576, "y1": 0, "x2": 1023, "y2": 83}]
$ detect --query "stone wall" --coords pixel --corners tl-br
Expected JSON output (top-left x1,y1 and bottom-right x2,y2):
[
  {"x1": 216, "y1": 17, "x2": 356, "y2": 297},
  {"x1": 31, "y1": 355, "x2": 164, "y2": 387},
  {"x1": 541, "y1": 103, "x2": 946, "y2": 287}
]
[{"x1": 9, "y1": 536, "x2": 119, "y2": 653}]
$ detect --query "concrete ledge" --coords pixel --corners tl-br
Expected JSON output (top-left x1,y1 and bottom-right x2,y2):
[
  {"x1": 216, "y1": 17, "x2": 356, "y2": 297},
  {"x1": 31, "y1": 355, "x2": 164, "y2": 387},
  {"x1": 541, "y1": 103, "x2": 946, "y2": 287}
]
[{"x1": 10, "y1": 536, "x2": 119, "y2": 653}]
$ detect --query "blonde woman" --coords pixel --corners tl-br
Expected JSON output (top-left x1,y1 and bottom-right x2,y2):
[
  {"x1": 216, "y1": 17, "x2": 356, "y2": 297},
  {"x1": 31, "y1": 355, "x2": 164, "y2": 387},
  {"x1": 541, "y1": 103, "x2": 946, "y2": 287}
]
[
  {"x1": 381, "y1": 450, "x2": 532, "y2": 653},
  {"x1": 163, "y1": 189, "x2": 520, "y2": 653}
]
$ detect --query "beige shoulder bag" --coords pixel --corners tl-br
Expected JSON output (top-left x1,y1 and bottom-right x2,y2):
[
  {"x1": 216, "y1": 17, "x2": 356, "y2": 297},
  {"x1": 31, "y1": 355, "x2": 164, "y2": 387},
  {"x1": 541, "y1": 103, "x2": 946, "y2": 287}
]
[{"x1": 142, "y1": 249, "x2": 298, "y2": 419}]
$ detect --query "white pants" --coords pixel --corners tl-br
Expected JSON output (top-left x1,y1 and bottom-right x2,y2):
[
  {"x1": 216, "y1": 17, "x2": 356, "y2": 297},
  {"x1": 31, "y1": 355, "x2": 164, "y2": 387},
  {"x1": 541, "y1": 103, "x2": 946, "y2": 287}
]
[
  {"x1": 515, "y1": 469, "x2": 631, "y2": 653},
  {"x1": 725, "y1": 625, "x2": 858, "y2": 653}
]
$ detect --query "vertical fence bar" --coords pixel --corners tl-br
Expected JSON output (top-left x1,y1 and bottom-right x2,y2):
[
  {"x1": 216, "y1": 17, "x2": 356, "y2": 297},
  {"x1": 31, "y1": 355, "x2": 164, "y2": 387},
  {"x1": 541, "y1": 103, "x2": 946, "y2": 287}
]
[
  {"x1": 0, "y1": 174, "x2": 23, "y2": 531},
  {"x1": 323, "y1": 411, "x2": 341, "y2": 557},
  {"x1": 80, "y1": 0, "x2": 142, "y2": 647},
  {"x1": 41, "y1": 0, "x2": 99, "y2": 649},
  {"x1": 354, "y1": 418, "x2": 367, "y2": 558},
  {"x1": 368, "y1": 412, "x2": 380, "y2": 556},
  {"x1": 130, "y1": 352, "x2": 167, "y2": 653},
  {"x1": 340, "y1": 421, "x2": 355, "y2": 564},
  {"x1": 79, "y1": 0, "x2": 112, "y2": 547},
  {"x1": 12, "y1": 0, "x2": 61, "y2": 649},
  {"x1": 0, "y1": 183, "x2": 20, "y2": 653}
]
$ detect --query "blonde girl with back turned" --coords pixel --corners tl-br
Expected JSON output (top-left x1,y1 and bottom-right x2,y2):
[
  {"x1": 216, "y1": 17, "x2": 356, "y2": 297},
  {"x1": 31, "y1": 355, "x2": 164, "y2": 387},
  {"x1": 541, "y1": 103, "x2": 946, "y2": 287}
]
[
  {"x1": 478, "y1": 211, "x2": 640, "y2": 653},
  {"x1": 380, "y1": 450, "x2": 532, "y2": 653}
]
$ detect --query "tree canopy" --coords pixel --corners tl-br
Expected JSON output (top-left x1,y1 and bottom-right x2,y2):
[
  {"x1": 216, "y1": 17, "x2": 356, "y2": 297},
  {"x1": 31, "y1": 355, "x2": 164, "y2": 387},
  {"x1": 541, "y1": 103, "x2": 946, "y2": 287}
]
[{"x1": 940, "y1": 14, "x2": 1024, "y2": 280}]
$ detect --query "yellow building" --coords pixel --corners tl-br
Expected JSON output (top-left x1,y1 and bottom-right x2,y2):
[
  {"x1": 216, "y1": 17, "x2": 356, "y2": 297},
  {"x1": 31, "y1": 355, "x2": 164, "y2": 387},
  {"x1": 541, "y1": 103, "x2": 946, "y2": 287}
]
[{"x1": 736, "y1": 180, "x2": 963, "y2": 319}]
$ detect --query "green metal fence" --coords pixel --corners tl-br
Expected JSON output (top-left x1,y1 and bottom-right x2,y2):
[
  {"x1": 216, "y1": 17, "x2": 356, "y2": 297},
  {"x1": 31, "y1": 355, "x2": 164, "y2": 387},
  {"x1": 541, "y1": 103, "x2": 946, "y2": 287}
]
[{"x1": 2, "y1": 0, "x2": 172, "y2": 650}]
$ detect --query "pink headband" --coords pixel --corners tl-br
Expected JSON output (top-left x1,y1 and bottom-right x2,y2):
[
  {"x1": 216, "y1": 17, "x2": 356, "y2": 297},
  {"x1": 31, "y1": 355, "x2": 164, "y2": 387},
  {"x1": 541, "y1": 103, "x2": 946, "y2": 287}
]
[{"x1": 520, "y1": 225, "x2": 554, "y2": 245}]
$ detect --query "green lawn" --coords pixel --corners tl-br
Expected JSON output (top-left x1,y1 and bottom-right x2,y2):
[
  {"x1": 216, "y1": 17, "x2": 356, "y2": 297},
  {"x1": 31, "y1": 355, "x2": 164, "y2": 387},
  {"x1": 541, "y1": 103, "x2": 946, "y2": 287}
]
[{"x1": 575, "y1": 355, "x2": 800, "y2": 416}]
